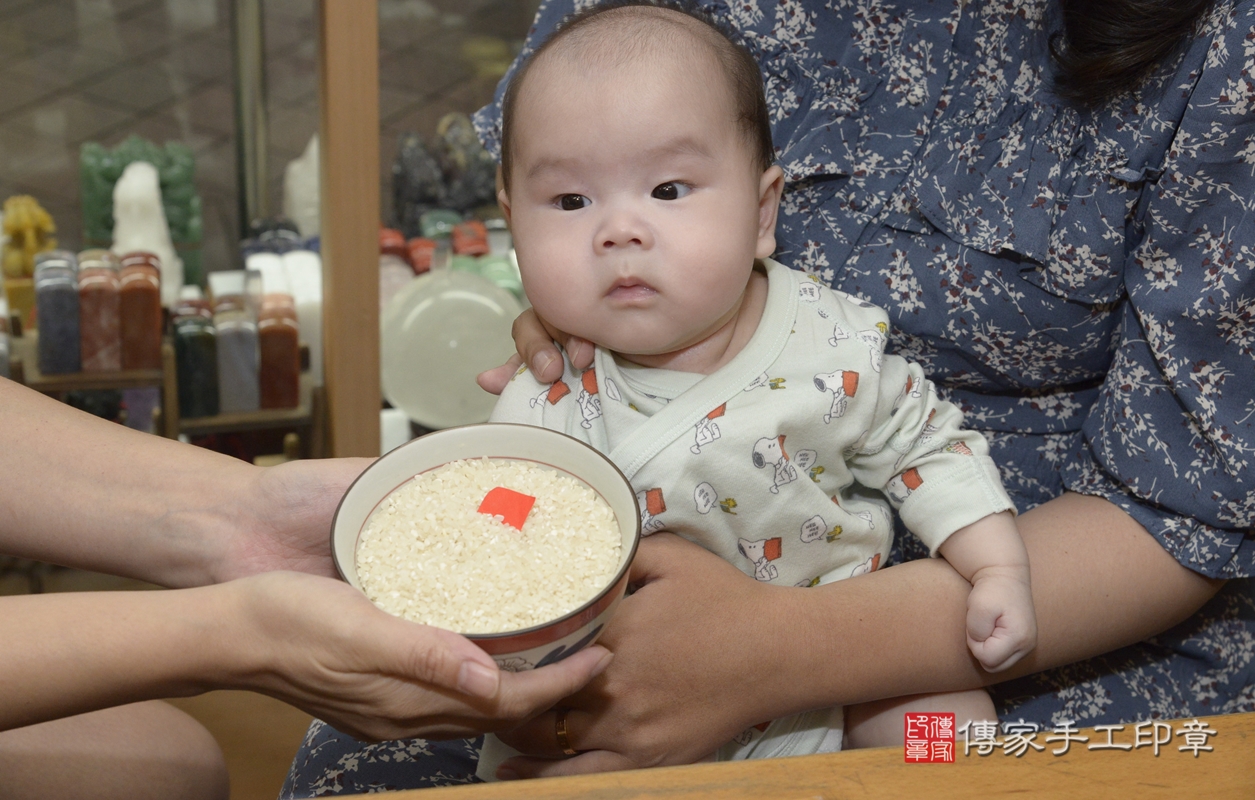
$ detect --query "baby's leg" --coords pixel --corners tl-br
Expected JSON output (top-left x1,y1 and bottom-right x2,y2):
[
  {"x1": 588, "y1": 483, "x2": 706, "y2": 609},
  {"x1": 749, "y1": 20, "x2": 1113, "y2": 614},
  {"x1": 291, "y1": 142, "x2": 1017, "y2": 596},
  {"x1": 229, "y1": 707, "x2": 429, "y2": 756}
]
[{"x1": 844, "y1": 690, "x2": 996, "y2": 749}]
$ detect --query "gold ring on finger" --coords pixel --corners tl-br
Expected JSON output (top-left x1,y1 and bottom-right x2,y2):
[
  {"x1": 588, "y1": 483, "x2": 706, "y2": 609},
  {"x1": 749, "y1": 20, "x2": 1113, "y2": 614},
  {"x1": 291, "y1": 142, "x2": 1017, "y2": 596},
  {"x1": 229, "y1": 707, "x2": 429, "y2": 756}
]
[{"x1": 555, "y1": 710, "x2": 579, "y2": 756}]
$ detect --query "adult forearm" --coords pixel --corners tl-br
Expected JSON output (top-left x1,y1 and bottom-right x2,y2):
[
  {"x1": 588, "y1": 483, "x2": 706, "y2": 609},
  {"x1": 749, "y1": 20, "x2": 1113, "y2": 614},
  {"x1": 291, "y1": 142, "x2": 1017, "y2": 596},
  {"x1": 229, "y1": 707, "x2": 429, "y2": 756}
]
[
  {"x1": 767, "y1": 551, "x2": 984, "y2": 716},
  {"x1": 0, "y1": 587, "x2": 233, "y2": 731},
  {"x1": 0, "y1": 380, "x2": 252, "y2": 586},
  {"x1": 764, "y1": 493, "x2": 1222, "y2": 715},
  {"x1": 996, "y1": 492, "x2": 1222, "y2": 679}
]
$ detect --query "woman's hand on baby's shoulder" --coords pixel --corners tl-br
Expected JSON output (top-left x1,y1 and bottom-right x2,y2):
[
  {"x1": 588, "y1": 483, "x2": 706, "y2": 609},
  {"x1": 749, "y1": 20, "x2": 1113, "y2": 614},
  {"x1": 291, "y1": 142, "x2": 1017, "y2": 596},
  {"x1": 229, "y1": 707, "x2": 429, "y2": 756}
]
[
  {"x1": 476, "y1": 308, "x2": 593, "y2": 395},
  {"x1": 476, "y1": 353, "x2": 526, "y2": 395}
]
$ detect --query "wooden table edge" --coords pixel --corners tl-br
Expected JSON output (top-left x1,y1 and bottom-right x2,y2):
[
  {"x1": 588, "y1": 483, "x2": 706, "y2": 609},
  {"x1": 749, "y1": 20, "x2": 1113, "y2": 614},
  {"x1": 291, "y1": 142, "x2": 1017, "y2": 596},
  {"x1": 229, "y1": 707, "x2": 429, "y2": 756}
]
[{"x1": 363, "y1": 712, "x2": 1254, "y2": 800}]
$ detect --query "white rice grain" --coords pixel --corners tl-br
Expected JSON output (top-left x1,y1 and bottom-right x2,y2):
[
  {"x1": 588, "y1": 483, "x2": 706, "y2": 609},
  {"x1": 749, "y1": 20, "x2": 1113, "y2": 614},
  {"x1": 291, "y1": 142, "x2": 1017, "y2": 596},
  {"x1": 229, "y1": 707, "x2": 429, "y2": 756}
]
[{"x1": 356, "y1": 458, "x2": 621, "y2": 633}]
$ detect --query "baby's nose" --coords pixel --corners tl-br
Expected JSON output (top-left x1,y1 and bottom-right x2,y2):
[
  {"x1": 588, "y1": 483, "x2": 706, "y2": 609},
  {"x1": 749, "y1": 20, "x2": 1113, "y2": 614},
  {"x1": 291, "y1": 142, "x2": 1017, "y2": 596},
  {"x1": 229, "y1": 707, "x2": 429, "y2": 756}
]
[
  {"x1": 596, "y1": 208, "x2": 652, "y2": 251},
  {"x1": 602, "y1": 231, "x2": 643, "y2": 248}
]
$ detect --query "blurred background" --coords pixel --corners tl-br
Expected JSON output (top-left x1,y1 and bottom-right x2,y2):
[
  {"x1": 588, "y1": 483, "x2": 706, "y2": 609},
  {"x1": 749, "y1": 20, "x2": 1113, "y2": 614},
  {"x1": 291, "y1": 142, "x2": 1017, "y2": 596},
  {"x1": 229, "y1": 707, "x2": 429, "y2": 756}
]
[{"x1": 0, "y1": 0, "x2": 539, "y2": 256}]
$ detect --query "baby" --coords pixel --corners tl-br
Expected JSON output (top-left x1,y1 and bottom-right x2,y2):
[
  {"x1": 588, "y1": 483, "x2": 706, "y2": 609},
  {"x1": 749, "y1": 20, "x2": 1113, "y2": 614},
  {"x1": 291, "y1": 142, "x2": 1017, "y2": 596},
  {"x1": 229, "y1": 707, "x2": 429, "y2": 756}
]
[{"x1": 485, "y1": 0, "x2": 1035, "y2": 770}]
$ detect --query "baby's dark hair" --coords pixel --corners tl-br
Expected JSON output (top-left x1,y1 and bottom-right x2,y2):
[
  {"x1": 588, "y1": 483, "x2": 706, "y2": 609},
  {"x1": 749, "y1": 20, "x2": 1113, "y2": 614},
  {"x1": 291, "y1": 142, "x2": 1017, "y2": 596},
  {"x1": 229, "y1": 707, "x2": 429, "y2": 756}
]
[{"x1": 498, "y1": 0, "x2": 774, "y2": 193}]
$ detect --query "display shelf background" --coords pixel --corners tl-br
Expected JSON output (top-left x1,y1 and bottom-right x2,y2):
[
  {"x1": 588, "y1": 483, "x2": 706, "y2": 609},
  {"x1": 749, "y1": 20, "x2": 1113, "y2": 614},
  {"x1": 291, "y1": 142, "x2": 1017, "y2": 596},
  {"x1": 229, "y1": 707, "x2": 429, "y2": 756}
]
[
  {"x1": 0, "y1": 0, "x2": 540, "y2": 797},
  {"x1": 0, "y1": 0, "x2": 538, "y2": 265}
]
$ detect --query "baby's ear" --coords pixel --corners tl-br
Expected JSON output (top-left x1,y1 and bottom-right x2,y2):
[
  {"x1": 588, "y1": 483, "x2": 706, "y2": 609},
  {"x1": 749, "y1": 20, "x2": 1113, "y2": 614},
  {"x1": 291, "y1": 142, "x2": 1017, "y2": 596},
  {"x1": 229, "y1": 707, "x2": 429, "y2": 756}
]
[
  {"x1": 755, "y1": 165, "x2": 785, "y2": 259},
  {"x1": 496, "y1": 166, "x2": 513, "y2": 225}
]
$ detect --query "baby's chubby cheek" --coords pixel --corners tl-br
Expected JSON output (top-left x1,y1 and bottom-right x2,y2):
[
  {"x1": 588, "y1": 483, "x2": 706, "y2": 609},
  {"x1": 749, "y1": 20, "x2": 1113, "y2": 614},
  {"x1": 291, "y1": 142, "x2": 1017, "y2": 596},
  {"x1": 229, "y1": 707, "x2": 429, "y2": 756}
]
[{"x1": 518, "y1": 266, "x2": 600, "y2": 339}]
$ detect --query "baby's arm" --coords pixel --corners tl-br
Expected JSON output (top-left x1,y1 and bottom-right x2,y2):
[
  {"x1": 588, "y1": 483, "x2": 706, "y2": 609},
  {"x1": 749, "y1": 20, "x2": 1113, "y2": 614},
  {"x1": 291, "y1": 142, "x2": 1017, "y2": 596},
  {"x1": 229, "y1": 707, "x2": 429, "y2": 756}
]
[
  {"x1": 833, "y1": 301, "x2": 1034, "y2": 671},
  {"x1": 937, "y1": 511, "x2": 1036, "y2": 672}
]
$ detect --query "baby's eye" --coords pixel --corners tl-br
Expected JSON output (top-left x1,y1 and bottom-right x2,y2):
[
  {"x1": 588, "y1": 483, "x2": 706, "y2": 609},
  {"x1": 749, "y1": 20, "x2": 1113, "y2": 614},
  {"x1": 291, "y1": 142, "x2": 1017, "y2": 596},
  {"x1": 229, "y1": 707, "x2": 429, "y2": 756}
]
[
  {"x1": 651, "y1": 182, "x2": 692, "y2": 201},
  {"x1": 557, "y1": 194, "x2": 589, "y2": 211}
]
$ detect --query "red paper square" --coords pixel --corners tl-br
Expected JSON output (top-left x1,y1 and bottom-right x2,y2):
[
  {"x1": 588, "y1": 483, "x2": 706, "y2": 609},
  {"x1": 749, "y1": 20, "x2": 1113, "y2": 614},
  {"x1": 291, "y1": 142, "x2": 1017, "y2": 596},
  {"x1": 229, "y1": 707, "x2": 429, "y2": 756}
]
[
  {"x1": 477, "y1": 487, "x2": 536, "y2": 531},
  {"x1": 904, "y1": 713, "x2": 955, "y2": 763}
]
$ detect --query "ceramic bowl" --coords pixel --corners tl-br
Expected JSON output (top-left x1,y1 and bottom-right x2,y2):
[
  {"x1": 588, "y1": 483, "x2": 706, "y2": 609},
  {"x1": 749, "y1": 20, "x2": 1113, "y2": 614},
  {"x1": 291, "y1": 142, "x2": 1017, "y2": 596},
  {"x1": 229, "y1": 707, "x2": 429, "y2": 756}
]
[{"x1": 332, "y1": 423, "x2": 640, "y2": 671}]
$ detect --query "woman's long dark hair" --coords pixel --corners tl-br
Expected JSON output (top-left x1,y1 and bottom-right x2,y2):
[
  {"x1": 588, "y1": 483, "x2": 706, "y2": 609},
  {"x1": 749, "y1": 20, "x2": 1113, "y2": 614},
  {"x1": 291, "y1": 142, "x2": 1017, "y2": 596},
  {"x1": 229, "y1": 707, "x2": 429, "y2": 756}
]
[{"x1": 1051, "y1": 0, "x2": 1217, "y2": 105}]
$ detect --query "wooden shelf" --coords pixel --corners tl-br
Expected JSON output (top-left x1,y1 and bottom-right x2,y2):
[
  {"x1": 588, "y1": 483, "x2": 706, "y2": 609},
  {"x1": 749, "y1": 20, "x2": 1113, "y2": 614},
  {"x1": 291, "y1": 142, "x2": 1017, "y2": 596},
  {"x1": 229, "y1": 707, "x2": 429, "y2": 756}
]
[
  {"x1": 11, "y1": 331, "x2": 180, "y2": 439},
  {"x1": 180, "y1": 406, "x2": 310, "y2": 436},
  {"x1": 179, "y1": 374, "x2": 315, "y2": 436},
  {"x1": 176, "y1": 374, "x2": 325, "y2": 458},
  {"x1": 11, "y1": 331, "x2": 323, "y2": 455},
  {"x1": 12, "y1": 332, "x2": 163, "y2": 392}
]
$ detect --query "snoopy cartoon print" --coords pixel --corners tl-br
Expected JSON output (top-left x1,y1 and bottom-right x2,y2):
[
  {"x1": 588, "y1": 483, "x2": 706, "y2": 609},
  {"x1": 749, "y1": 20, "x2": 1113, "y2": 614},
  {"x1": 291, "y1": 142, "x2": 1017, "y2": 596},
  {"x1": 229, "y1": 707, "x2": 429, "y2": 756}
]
[
  {"x1": 637, "y1": 487, "x2": 667, "y2": 534},
  {"x1": 828, "y1": 321, "x2": 850, "y2": 347},
  {"x1": 691, "y1": 404, "x2": 726, "y2": 454},
  {"x1": 891, "y1": 408, "x2": 942, "y2": 469},
  {"x1": 751, "y1": 435, "x2": 816, "y2": 494},
  {"x1": 577, "y1": 369, "x2": 601, "y2": 429},
  {"x1": 745, "y1": 373, "x2": 770, "y2": 392},
  {"x1": 693, "y1": 482, "x2": 717, "y2": 515},
  {"x1": 800, "y1": 514, "x2": 839, "y2": 544},
  {"x1": 737, "y1": 536, "x2": 783, "y2": 582},
  {"x1": 855, "y1": 323, "x2": 887, "y2": 372},
  {"x1": 945, "y1": 441, "x2": 973, "y2": 456},
  {"x1": 886, "y1": 467, "x2": 923, "y2": 505},
  {"x1": 530, "y1": 379, "x2": 571, "y2": 408},
  {"x1": 851, "y1": 553, "x2": 882, "y2": 578},
  {"x1": 890, "y1": 374, "x2": 924, "y2": 416},
  {"x1": 814, "y1": 369, "x2": 859, "y2": 423},
  {"x1": 603, "y1": 377, "x2": 622, "y2": 403},
  {"x1": 731, "y1": 721, "x2": 773, "y2": 747}
]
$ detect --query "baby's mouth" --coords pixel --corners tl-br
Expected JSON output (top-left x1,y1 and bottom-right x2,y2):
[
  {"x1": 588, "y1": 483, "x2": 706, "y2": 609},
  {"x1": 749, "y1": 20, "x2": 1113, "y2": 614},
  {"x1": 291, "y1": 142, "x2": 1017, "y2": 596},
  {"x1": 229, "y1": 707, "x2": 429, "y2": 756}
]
[{"x1": 606, "y1": 278, "x2": 658, "y2": 302}]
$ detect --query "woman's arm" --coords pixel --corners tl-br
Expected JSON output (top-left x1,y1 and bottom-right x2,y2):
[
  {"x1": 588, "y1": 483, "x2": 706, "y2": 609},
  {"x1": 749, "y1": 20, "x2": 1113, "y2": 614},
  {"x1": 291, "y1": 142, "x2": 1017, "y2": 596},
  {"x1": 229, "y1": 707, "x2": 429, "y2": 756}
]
[
  {"x1": 0, "y1": 570, "x2": 612, "y2": 737},
  {"x1": 0, "y1": 378, "x2": 359, "y2": 587},
  {"x1": 494, "y1": 492, "x2": 1222, "y2": 777},
  {"x1": 0, "y1": 378, "x2": 372, "y2": 587},
  {"x1": 0, "y1": 379, "x2": 613, "y2": 737},
  {"x1": 981, "y1": 493, "x2": 1221, "y2": 675}
]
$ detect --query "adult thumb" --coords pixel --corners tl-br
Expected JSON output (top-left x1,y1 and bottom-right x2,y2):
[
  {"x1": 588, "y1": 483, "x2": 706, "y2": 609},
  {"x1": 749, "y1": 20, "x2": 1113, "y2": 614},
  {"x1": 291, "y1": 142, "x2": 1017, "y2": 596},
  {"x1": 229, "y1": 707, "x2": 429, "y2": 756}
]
[{"x1": 380, "y1": 615, "x2": 502, "y2": 699}]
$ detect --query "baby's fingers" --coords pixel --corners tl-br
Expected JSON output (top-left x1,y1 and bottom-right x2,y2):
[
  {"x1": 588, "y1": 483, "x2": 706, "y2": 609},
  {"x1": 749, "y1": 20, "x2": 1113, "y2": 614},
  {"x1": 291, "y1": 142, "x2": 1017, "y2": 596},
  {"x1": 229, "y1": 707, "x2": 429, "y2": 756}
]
[
  {"x1": 966, "y1": 602, "x2": 1037, "y2": 672},
  {"x1": 965, "y1": 590, "x2": 1036, "y2": 672},
  {"x1": 967, "y1": 628, "x2": 1026, "y2": 673},
  {"x1": 964, "y1": 589, "x2": 1002, "y2": 644}
]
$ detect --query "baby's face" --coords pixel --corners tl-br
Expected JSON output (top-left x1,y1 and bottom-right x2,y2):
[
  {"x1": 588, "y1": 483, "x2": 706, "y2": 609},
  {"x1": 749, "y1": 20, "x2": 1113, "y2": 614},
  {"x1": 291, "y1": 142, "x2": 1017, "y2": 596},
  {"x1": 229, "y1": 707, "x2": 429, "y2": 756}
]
[{"x1": 501, "y1": 50, "x2": 779, "y2": 359}]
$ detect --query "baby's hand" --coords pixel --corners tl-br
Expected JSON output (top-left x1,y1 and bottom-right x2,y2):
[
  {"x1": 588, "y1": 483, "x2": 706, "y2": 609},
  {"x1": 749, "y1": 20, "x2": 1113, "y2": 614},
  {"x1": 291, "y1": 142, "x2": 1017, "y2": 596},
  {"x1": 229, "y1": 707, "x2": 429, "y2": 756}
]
[
  {"x1": 937, "y1": 512, "x2": 1036, "y2": 673},
  {"x1": 964, "y1": 567, "x2": 1036, "y2": 673}
]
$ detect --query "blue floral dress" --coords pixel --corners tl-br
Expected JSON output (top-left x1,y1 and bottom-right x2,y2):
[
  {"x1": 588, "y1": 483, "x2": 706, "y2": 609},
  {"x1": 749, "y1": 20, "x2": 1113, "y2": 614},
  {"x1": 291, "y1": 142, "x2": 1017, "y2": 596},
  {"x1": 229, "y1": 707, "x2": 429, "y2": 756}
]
[{"x1": 283, "y1": 0, "x2": 1254, "y2": 792}]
